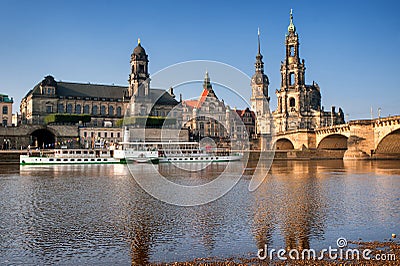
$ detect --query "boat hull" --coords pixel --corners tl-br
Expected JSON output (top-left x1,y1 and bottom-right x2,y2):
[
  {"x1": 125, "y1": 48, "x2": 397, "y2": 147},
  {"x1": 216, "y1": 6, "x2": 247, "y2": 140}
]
[
  {"x1": 20, "y1": 155, "x2": 124, "y2": 165},
  {"x1": 159, "y1": 154, "x2": 243, "y2": 163}
]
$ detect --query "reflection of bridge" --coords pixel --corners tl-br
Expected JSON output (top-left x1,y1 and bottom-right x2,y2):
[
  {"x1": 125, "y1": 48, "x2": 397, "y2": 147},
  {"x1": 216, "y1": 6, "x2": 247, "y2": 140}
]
[{"x1": 274, "y1": 115, "x2": 400, "y2": 159}]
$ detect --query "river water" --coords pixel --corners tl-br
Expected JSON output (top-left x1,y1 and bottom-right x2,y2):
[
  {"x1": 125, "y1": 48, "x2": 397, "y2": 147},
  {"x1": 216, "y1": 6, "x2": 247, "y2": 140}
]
[{"x1": 0, "y1": 160, "x2": 399, "y2": 264}]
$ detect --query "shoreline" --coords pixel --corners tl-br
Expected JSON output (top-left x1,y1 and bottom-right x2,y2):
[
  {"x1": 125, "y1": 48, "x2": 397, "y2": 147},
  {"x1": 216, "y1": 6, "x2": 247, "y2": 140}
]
[{"x1": 150, "y1": 240, "x2": 400, "y2": 265}]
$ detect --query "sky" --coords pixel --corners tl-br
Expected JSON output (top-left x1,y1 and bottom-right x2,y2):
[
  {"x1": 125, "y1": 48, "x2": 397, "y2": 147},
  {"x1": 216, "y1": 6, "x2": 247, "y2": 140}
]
[{"x1": 0, "y1": 0, "x2": 399, "y2": 120}]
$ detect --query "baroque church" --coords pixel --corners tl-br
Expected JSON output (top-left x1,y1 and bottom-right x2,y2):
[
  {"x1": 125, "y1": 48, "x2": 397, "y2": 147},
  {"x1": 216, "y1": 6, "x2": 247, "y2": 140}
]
[
  {"x1": 250, "y1": 10, "x2": 345, "y2": 138},
  {"x1": 272, "y1": 10, "x2": 345, "y2": 132}
]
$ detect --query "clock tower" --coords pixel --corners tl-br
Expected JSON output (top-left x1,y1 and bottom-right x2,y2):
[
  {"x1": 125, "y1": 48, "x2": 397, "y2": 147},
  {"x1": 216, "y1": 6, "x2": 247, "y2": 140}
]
[{"x1": 250, "y1": 29, "x2": 271, "y2": 136}]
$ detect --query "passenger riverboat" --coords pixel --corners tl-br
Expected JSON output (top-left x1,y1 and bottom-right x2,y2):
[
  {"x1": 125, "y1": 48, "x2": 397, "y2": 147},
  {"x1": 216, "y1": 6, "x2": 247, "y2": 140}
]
[
  {"x1": 20, "y1": 148, "x2": 125, "y2": 165},
  {"x1": 157, "y1": 142, "x2": 243, "y2": 163},
  {"x1": 122, "y1": 141, "x2": 243, "y2": 164}
]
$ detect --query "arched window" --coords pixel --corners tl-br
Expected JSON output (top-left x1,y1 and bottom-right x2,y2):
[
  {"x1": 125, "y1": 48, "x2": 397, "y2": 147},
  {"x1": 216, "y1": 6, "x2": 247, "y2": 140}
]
[
  {"x1": 290, "y1": 46, "x2": 295, "y2": 57},
  {"x1": 290, "y1": 73, "x2": 295, "y2": 86},
  {"x1": 67, "y1": 104, "x2": 73, "y2": 114},
  {"x1": 75, "y1": 104, "x2": 81, "y2": 114},
  {"x1": 289, "y1": 97, "x2": 296, "y2": 107},
  {"x1": 100, "y1": 105, "x2": 106, "y2": 115},
  {"x1": 58, "y1": 103, "x2": 64, "y2": 113},
  {"x1": 108, "y1": 106, "x2": 114, "y2": 116},
  {"x1": 92, "y1": 105, "x2": 98, "y2": 115},
  {"x1": 83, "y1": 105, "x2": 90, "y2": 114},
  {"x1": 116, "y1": 106, "x2": 122, "y2": 117}
]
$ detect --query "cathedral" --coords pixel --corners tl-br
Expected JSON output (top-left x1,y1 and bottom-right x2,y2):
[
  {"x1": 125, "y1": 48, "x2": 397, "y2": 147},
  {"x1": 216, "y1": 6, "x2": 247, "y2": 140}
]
[
  {"x1": 272, "y1": 10, "x2": 345, "y2": 132},
  {"x1": 250, "y1": 10, "x2": 345, "y2": 137}
]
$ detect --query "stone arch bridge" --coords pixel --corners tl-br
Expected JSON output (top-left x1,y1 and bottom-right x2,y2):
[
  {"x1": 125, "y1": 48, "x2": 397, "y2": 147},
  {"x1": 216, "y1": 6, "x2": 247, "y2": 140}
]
[{"x1": 273, "y1": 115, "x2": 400, "y2": 159}]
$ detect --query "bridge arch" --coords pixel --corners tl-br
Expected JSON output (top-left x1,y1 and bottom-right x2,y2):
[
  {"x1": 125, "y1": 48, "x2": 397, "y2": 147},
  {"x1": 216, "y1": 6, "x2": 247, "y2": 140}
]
[
  {"x1": 375, "y1": 128, "x2": 400, "y2": 157},
  {"x1": 317, "y1": 134, "x2": 348, "y2": 150},
  {"x1": 274, "y1": 138, "x2": 294, "y2": 150},
  {"x1": 29, "y1": 128, "x2": 56, "y2": 148}
]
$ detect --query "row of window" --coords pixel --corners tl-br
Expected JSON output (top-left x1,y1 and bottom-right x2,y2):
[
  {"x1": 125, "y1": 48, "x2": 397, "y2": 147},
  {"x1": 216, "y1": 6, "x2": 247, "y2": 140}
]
[
  {"x1": 47, "y1": 104, "x2": 122, "y2": 116},
  {"x1": 82, "y1": 131, "x2": 121, "y2": 139}
]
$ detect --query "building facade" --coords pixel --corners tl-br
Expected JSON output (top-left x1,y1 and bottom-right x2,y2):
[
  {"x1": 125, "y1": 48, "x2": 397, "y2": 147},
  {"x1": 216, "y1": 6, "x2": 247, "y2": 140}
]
[
  {"x1": 235, "y1": 107, "x2": 256, "y2": 139},
  {"x1": 0, "y1": 93, "x2": 13, "y2": 126},
  {"x1": 182, "y1": 72, "x2": 250, "y2": 141},
  {"x1": 20, "y1": 75, "x2": 128, "y2": 126},
  {"x1": 20, "y1": 40, "x2": 179, "y2": 134},
  {"x1": 272, "y1": 10, "x2": 345, "y2": 133}
]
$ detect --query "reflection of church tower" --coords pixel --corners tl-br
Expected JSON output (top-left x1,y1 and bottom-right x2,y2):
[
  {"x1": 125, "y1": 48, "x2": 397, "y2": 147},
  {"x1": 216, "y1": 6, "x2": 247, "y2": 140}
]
[
  {"x1": 250, "y1": 29, "x2": 272, "y2": 150},
  {"x1": 128, "y1": 38, "x2": 150, "y2": 98}
]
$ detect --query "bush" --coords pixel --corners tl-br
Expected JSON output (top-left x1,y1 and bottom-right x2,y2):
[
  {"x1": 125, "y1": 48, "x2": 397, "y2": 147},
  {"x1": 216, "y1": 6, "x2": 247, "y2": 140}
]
[
  {"x1": 44, "y1": 114, "x2": 91, "y2": 124},
  {"x1": 117, "y1": 116, "x2": 176, "y2": 127}
]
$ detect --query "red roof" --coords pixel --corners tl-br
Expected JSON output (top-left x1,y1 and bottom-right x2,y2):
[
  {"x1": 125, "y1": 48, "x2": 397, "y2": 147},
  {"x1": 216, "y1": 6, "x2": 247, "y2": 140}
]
[
  {"x1": 183, "y1": 89, "x2": 209, "y2": 109},
  {"x1": 235, "y1": 108, "x2": 256, "y2": 120}
]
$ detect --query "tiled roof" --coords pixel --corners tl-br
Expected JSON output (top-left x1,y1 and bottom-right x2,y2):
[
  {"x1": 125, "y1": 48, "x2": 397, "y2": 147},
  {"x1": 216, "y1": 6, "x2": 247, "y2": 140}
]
[
  {"x1": 25, "y1": 78, "x2": 178, "y2": 106},
  {"x1": 182, "y1": 88, "x2": 212, "y2": 109},
  {"x1": 57, "y1": 82, "x2": 127, "y2": 98}
]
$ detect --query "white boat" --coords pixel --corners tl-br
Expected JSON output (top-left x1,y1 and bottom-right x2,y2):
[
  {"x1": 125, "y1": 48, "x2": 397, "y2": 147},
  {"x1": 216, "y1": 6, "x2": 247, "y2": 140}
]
[
  {"x1": 157, "y1": 142, "x2": 243, "y2": 163},
  {"x1": 120, "y1": 142, "x2": 159, "y2": 163},
  {"x1": 20, "y1": 148, "x2": 124, "y2": 165},
  {"x1": 122, "y1": 141, "x2": 243, "y2": 164}
]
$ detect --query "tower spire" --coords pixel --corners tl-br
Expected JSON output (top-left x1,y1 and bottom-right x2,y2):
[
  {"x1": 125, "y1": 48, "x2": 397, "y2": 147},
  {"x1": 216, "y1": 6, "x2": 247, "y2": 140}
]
[
  {"x1": 255, "y1": 28, "x2": 264, "y2": 73},
  {"x1": 288, "y1": 9, "x2": 296, "y2": 33},
  {"x1": 257, "y1": 27, "x2": 261, "y2": 55},
  {"x1": 203, "y1": 70, "x2": 212, "y2": 90}
]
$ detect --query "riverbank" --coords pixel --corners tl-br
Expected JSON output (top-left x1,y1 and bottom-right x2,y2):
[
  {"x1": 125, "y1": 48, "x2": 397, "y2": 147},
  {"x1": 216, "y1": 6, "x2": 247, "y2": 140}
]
[{"x1": 151, "y1": 240, "x2": 399, "y2": 265}]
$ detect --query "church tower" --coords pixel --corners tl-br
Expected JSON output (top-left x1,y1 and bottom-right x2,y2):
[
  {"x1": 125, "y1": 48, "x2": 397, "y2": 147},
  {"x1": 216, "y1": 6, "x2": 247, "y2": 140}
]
[
  {"x1": 250, "y1": 29, "x2": 271, "y2": 136},
  {"x1": 274, "y1": 10, "x2": 322, "y2": 132},
  {"x1": 128, "y1": 38, "x2": 150, "y2": 98}
]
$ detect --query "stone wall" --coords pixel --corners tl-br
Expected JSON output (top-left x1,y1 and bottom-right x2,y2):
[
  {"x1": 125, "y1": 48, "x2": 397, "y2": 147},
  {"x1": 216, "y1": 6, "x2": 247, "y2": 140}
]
[{"x1": 127, "y1": 128, "x2": 189, "y2": 142}]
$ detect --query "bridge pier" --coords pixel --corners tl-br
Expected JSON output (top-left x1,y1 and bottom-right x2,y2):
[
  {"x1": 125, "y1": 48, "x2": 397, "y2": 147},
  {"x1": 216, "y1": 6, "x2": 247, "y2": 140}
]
[{"x1": 343, "y1": 120, "x2": 375, "y2": 160}]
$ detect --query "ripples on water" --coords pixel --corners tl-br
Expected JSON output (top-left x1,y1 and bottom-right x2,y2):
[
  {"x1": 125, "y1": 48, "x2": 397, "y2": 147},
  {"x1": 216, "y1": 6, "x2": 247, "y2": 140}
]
[{"x1": 0, "y1": 160, "x2": 399, "y2": 264}]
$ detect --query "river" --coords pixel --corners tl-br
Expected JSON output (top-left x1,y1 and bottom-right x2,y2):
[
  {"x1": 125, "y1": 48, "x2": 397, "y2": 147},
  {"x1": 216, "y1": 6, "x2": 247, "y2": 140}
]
[{"x1": 0, "y1": 160, "x2": 399, "y2": 264}]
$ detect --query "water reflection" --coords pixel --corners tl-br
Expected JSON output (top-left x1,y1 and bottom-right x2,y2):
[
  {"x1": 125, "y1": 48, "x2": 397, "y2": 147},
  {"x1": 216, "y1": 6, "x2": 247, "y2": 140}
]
[{"x1": 0, "y1": 160, "x2": 398, "y2": 264}]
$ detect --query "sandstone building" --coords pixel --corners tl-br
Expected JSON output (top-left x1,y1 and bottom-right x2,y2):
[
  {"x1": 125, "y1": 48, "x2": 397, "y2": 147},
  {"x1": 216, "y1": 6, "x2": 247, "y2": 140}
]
[
  {"x1": 272, "y1": 10, "x2": 345, "y2": 133},
  {"x1": 0, "y1": 93, "x2": 13, "y2": 126},
  {"x1": 182, "y1": 71, "x2": 252, "y2": 141}
]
